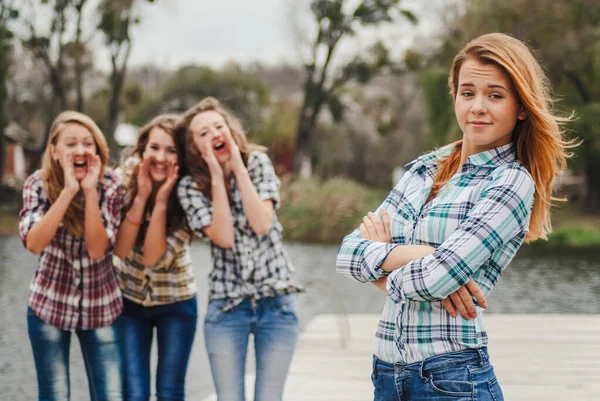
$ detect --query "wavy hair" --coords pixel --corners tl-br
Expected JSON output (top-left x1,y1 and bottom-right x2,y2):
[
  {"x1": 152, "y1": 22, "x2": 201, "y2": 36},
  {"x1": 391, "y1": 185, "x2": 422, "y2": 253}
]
[
  {"x1": 176, "y1": 96, "x2": 265, "y2": 197},
  {"x1": 41, "y1": 111, "x2": 109, "y2": 237},
  {"x1": 430, "y1": 33, "x2": 576, "y2": 242},
  {"x1": 122, "y1": 114, "x2": 189, "y2": 247}
]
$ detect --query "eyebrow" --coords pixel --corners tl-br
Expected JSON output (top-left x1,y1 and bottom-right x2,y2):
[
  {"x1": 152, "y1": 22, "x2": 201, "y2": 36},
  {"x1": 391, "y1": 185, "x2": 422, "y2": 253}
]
[{"x1": 459, "y1": 83, "x2": 509, "y2": 91}]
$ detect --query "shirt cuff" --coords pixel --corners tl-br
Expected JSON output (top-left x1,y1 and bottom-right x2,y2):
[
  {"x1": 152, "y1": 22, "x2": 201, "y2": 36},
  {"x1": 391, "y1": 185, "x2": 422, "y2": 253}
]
[
  {"x1": 386, "y1": 267, "x2": 406, "y2": 304},
  {"x1": 363, "y1": 241, "x2": 399, "y2": 281}
]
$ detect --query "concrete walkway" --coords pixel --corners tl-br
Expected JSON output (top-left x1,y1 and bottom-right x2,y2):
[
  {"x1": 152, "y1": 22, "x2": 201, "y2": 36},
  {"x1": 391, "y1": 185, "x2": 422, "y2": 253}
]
[{"x1": 201, "y1": 314, "x2": 600, "y2": 401}]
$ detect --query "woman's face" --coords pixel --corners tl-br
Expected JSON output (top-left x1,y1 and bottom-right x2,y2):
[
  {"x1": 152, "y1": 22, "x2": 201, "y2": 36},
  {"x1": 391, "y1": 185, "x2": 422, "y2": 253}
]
[
  {"x1": 50, "y1": 123, "x2": 97, "y2": 181},
  {"x1": 142, "y1": 127, "x2": 178, "y2": 183},
  {"x1": 189, "y1": 110, "x2": 232, "y2": 165},
  {"x1": 454, "y1": 58, "x2": 527, "y2": 156}
]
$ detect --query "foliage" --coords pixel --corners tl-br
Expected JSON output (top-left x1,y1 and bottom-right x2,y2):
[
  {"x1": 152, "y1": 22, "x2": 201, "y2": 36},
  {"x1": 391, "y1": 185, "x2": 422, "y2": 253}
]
[
  {"x1": 422, "y1": 0, "x2": 600, "y2": 211},
  {"x1": 279, "y1": 177, "x2": 386, "y2": 243},
  {"x1": 292, "y1": 0, "x2": 417, "y2": 175}
]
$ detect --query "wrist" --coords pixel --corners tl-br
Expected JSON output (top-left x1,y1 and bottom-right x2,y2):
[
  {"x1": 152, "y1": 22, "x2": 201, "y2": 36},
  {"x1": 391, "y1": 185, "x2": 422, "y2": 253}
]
[
  {"x1": 82, "y1": 187, "x2": 98, "y2": 199},
  {"x1": 134, "y1": 194, "x2": 149, "y2": 206},
  {"x1": 60, "y1": 186, "x2": 78, "y2": 199}
]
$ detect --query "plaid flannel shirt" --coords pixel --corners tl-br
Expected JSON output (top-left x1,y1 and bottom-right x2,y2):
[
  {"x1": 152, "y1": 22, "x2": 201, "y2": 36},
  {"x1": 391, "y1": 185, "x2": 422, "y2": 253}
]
[
  {"x1": 20, "y1": 169, "x2": 124, "y2": 332},
  {"x1": 114, "y1": 157, "x2": 197, "y2": 306},
  {"x1": 178, "y1": 151, "x2": 302, "y2": 310},
  {"x1": 337, "y1": 143, "x2": 534, "y2": 363}
]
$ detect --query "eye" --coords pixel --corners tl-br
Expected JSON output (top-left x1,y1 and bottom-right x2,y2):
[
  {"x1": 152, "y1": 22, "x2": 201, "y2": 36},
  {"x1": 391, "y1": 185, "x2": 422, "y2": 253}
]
[
  {"x1": 84, "y1": 142, "x2": 94, "y2": 147},
  {"x1": 460, "y1": 91, "x2": 474, "y2": 98},
  {"x1": 199, "y1": 131, "x2": 208, "y2": 137},
  {"x1": 489, "y1": 93, "x2": 503, "y2": 99},
  {"x1": 168, "y1": 148, "x2": 177, "y2": 154},
  {"x1": 149, "y1": 144, "x2": 159, "y2": 150}
]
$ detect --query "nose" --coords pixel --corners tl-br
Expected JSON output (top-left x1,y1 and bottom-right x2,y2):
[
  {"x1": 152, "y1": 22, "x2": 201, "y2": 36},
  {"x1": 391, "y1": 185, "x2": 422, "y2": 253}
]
[
  {"x1": 155, "y1": 149, "x2": 166, "y2": 162},
  {"x1": 470, "y1": 95, "x2": 486, "y2": 115},
  {"x1": 74, "y1": 143, "x2": 86, "y2": 154}
]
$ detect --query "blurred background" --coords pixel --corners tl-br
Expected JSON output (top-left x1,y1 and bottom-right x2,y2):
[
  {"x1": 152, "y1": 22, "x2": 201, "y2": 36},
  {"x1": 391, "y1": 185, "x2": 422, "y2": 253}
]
[{"x1": 1, "y1": 0, "x2": 599, "y2": 399}]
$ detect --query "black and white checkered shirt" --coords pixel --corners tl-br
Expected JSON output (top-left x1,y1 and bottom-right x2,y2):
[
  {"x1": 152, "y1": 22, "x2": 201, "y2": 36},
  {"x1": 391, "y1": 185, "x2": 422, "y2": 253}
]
[{"x1": 178, "y1": 151, "x2": 302, "y2": 310}]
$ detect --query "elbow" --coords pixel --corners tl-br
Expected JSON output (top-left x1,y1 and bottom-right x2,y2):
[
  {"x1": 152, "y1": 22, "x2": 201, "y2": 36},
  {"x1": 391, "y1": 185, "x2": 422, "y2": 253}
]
[
  {"x1": 216, "y1": 238, "x2": 234, "y2": 249},
  {"x1": 26, "y1": 242, "x2": 43, "y2": 256},
  {"x1": 253, "y1": 224, "x2": 271, "y2": 236},
  {"x1": 88, "y1": 249, "x2": 106, "y2": 261},
  {"x1": 143, "y1": 255, "x2": 159, "y2": 268}
]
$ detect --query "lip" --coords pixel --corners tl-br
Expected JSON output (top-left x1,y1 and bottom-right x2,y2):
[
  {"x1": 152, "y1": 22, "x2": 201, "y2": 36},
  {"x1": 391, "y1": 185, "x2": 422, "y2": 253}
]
[{"x1": 469, "y1": 121, "x2": 492, "y2": 126}]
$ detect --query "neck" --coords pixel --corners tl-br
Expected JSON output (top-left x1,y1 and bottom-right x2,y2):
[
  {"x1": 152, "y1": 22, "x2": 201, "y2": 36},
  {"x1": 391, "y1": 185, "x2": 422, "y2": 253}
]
[{"x1": 222, "y1": 161, "x2": 233, "y2": 179}]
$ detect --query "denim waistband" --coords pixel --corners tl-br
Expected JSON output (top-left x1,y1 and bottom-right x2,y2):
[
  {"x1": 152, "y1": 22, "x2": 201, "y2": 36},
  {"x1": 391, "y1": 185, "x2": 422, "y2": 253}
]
[{"x1": 374, "y1": 347, "x2": 489, "y2": 374}]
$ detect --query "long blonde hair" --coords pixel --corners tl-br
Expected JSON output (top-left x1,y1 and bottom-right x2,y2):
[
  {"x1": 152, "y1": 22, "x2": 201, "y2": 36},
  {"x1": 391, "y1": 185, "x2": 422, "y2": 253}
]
[
  {"x1": 432, "y1": 33, "x2": 575, "y2": 242},
  {"x1": 41, "y1": 111, "x2": 109, "y2": 236},
  {"x1": 176, "y1": 97, "x2": 264, "y2": 197},
  {"x1": 124, "y1": 114, "x2": 189, "y2": 247}
]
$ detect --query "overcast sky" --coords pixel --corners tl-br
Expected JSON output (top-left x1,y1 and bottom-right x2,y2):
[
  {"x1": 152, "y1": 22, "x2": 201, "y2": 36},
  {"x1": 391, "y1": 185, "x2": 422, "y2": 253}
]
[{"x1": 121, "y1": 0, "x2": 454, "y2": 70}]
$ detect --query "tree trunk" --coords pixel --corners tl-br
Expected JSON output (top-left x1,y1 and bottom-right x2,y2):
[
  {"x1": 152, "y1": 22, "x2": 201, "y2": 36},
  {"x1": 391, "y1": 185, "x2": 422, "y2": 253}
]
[{"x1": 107, "y1": 75, "x2": 120, "y2": 161}]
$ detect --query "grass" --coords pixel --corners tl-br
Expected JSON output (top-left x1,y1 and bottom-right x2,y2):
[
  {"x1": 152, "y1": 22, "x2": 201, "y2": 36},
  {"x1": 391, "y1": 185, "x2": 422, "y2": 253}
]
[{"x1": 2, "y1": 179, "x2": 600, "y2": 247}]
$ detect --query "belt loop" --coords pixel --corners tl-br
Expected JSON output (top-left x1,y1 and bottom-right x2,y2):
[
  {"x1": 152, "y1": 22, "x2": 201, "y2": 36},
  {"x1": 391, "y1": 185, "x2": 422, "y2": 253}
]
[
  {"x1": 419, "y1": 358, "x2": 427, "y2": 380},
  {"x1": 372, "y1": 356, "x2": 378, "y2": 380},
  {"x1": 477, "y1": 347, "x2": 488, "y2": 363}
]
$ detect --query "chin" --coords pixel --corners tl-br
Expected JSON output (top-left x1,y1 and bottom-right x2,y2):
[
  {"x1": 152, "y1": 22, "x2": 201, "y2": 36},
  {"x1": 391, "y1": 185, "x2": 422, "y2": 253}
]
[{"x1": 151, "y1": 174, "x2": 167, "y2": 183}]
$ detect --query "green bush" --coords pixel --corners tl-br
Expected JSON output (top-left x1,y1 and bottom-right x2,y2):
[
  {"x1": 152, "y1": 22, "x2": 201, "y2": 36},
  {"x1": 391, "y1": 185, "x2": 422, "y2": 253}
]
[{"x1": 279, "y1": 177, "x2": 386, "y2": 243}]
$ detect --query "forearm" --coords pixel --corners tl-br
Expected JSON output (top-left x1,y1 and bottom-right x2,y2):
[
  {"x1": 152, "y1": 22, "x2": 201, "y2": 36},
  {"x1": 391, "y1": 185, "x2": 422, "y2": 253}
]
[
  {"x1": 114, "y1": 196, "x2": 146, "y2": 259},
  {"x1": 208, "y1": 180, "x2": 234, "y2": 248},
  {"x1": 380, "y1": 245, "x2": 436, "y2": 272},
  {"x1": 143, "y1": 201, "x2": 168, "y2": 267},
  {"x1": 336, "y1": 231, "x2": 396, "y2": 282},
  {"x1": 25, "y1": 190, "x2": 75, "y2": 254},
  {"x1": 83, "y1": 189, "x2": 109, "y2": 259},
  {"x1": 236, "y1": 170, "x2": 273, "y2": 235}
]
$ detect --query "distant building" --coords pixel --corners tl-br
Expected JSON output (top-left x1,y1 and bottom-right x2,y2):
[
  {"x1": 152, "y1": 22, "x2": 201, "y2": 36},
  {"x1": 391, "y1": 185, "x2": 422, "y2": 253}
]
[{"x1": 2, "y1": 122, "x2": 42, "y2": 185}]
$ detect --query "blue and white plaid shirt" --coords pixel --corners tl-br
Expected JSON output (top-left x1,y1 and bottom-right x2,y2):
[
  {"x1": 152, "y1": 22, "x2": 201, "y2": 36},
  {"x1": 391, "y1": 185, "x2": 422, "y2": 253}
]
[
  {"x1": 178, "y1": 151, "x2": 303, "y2": 310},
  {"x1": 337, "y1": 142, "x2": 535, "y2": 363}
]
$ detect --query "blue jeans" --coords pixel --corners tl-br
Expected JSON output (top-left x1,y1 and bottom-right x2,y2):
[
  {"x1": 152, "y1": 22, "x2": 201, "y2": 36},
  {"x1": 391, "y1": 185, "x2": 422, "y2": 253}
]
[
  {"x1": 372, "y1": 347, "x2": 504, "y2": 401},
  {"x1": 120, "y1": 297, "x2": 197, "y2": 401},
  {"x1": 27, "y1": 307, "x2": 124, "y2": 401},
  {"x1": 204, "y1": 294, "x2": 299, "y2": 401}
]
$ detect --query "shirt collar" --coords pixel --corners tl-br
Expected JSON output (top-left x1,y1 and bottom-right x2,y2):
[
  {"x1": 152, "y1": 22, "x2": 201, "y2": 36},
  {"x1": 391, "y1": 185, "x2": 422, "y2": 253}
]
[{"x1": 464, "y1": 142, "x2": 516, "y2": 167}]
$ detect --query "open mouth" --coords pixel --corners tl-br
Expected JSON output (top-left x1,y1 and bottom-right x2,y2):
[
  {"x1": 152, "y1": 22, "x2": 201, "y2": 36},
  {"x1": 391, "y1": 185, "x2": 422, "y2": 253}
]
[
  {"x1": 152, "y1": 162, "x2": 168, "y2": 171},
  {"x1": 73, "y1": 160, "x2": 87, "y2": 169},
  {"x1": 214, "y1": 142, "x2": 225, "y2": 152}
]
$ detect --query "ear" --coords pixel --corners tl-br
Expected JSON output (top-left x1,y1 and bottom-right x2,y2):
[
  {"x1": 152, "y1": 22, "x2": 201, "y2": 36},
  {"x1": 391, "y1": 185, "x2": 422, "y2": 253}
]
[
  {"x1": 518, "y1": 107, "x2": 528, "y2": 121},
  {"x1": 50, "y1": 144, "x2": 58, "y2": 161}
]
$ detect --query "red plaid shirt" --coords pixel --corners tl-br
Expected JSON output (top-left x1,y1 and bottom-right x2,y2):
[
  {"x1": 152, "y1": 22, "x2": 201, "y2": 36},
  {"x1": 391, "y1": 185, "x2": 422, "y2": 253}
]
[{"x1": 19, "y1": 169, "x2": 124, "y2": 331}]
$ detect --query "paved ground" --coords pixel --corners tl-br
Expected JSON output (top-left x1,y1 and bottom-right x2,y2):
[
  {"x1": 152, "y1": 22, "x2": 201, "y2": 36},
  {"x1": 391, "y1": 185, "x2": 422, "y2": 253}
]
[{"x1": 201, "y1": 314, "x2": 600, "y2": 401}]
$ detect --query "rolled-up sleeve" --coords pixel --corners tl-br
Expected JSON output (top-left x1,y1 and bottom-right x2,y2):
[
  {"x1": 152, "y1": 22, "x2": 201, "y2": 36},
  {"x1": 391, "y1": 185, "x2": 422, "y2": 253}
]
[
  {"x1": 386, "y1": 165, "x2": 534, "y2": 303},
  {"x1": 101, "y1": 172, "x2": 124, "y2": 252},
  {"x1": 336, "y1": 162, "x2": 419, "y2": 283},
  {"x1": 177, "y1": 176, "x2": 213, "y2": 240},
  {"x1": 249, "y1": 152, "x2": 281, "y2": 209},
  {"x1": 19, "y1": 172, "x2": 47, "y2": 247}
]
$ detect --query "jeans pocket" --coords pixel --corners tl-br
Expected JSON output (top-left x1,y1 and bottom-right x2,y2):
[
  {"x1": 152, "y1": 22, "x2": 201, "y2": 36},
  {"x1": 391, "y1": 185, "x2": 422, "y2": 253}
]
[
  {"x1": 470, "y1": 363, "x2": 504, "y2": 401},
  {"x1": 427, "y1": 365, "x2": 474, "y2": 398},
  {"x1": 273, "y1": 295, "x2": 299, "y2": 322},
  {"x1": 204, "y1": 300, "x2": 228, "y2": 324}
]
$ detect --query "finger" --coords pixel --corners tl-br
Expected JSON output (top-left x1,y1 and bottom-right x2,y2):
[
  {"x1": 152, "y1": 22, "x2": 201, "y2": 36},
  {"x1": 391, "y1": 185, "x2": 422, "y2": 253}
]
[
  {"x1": 380, "y1": 209, "x2": 392, "y2": 240},
  {"x1": 365, "y1": 213, "x2": 380, "y2": 239},
  {"x1": 456, "y1": 285, "x2": 478, "y2": 319},
  {"x1": 465, "y1": 279, "x2": 487, "y2": 309},
  {"x1": 449, "y1": 292, "x2": 471, "y2": 320},
  {"x1": 362, "y1": 215, "x2": 377, "y2": 239},
  {"x1": 442, "y1": 298, "x2": 457, "y2": 318},
  {"x1": 368, "y1": 212, "x2": 387, "y2": 242},
  {"x1": 359, "y1": 223, "x2": 369, "y2": 239}
]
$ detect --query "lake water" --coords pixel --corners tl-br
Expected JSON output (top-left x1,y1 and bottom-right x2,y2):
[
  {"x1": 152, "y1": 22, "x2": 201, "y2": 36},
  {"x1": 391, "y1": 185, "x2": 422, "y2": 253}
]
[{"x1": 1, "y1": 236, "x2": 599, "y2": 399}]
